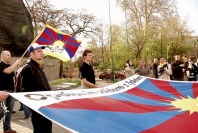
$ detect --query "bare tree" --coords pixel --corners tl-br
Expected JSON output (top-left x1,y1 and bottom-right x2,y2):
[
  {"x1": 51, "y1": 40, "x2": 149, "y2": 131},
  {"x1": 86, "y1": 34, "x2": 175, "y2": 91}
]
[
  {"x1": 59, "y1": 9, "x2": 100, "y2": 38},
  {"x1": 25, "y1": 0, "x2": 62, "y2": 35}
]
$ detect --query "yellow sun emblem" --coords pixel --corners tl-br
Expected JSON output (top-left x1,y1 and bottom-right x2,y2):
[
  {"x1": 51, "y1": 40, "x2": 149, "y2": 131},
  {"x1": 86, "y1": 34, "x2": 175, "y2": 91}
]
[
  {"x1": 53, "y1": 40, "x2": 64, "y2": 47},
  {"x1": 171, "y1": 96, "x2": 198, "y2": 114}
]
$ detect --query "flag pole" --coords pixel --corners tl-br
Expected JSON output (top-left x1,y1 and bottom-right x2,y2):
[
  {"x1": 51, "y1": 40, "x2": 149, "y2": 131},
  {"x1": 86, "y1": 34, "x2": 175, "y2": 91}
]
[
  {"x1": 20, "y1": 24, "x2": 47, "y2": 59},
  {"x1": 20, "y1": 45, "x2": 31, "y2": 59}
]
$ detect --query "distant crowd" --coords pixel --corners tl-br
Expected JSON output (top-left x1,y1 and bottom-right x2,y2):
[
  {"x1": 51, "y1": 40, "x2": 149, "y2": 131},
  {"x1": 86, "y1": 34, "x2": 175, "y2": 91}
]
[{"x1": 124, "y1": 54, "x2": 198, "y2": 81}]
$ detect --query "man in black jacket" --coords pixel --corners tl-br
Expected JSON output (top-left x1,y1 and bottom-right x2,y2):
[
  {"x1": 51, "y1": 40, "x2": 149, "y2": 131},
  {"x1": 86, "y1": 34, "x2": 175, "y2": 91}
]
[
  {"x1": 21, "y1": 43, "x2": 52, "y2": 133},
  {"x1": 171, "y1": 54, "x2": 184, "y2": 81}
]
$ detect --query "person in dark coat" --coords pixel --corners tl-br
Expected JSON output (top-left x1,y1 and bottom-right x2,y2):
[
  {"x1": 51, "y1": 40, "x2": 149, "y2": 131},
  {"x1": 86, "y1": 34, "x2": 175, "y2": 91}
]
[{"x1": 21, "y1": 43, "x2": 52, "y2": 133}]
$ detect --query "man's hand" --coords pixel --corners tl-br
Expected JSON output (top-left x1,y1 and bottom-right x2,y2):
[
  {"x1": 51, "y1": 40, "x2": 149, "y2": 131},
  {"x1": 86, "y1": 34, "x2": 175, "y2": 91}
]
[
  {"x1": 15, "y1": 58, "x2": 22, "y2": 67},
  {"x1": 0, "y1": 91, "x2": 9, "y2": 102}
]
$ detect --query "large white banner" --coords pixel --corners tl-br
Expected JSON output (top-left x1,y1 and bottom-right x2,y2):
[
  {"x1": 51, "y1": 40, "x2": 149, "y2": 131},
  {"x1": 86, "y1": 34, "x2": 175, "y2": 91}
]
[{"x1": 10, "y1": 75, "x2": 198, "y2": 133}]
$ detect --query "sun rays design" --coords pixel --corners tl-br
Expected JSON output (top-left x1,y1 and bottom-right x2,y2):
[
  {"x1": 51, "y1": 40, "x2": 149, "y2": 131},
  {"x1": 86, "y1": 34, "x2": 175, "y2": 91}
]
[
  {"x1": 171, "y1": 96, "x2": 198, "y2": 114},
  {"x1": 53, "y1": 40, "x2": 64, "y2": 47},
  {"x1": 34, "y1": 25, "x2": 81, "y2": 59}
]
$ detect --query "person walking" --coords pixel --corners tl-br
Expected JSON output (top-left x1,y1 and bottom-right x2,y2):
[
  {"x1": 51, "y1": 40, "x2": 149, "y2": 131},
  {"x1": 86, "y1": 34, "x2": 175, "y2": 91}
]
[
  {"x1": 79, "y1": 49, "x2": 100, "y2": 89},
  {"x1": 124, "y1": 59, "x2": 135, "y2": 78},
  {"x1": 21, "y1": 43, "x2": 52, "y2": 133},
  {"x1": 0, "y1": 50, "x2": 21, "y2": 133}
]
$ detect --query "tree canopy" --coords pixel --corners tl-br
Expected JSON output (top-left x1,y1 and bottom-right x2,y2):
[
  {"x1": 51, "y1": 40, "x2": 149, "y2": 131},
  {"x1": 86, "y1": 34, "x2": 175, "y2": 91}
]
[{"x1": 24, "y1": 0, "x2": 197, "y2": 71}]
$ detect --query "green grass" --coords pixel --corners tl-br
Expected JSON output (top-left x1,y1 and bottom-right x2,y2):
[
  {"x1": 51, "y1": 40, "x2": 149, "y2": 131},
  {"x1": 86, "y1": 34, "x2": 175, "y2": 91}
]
[{"x1": 50, "y1": 78, "x2": 81, "y2": 86}]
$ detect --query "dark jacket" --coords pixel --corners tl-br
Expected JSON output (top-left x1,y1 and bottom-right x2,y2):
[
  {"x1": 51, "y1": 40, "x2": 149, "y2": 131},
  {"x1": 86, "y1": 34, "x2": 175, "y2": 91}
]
[
  {"x1": 171, "y1": 60, "x2": 184, "y2": 78},
  {"x1": 152, "y1": 63, "x2": 158, "y2": 78},
  {"x1": 0, "y1": 61, "x2": 15, "y2": 91},
  {"x1": 21, "y1": 59, "x2": 51, "y2": 92},
  {"x1": 187, "y1": 64, "x2": 198, "y2": 81}
]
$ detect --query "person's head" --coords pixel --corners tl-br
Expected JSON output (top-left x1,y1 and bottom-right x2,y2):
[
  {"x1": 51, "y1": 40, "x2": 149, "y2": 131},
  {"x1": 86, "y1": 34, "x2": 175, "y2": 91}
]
[
  {"x1": 126, "y1": 59, "x2": 134, "y2": 66},
  {"x1": 154, "y1": 58, "x2": 158, "y2": 63},
  {"x1": 82, "y1": 49, "x2": 93, "y2": 63},
  {"x1": 183, "y1": 55, "x2": 188, "y2": 62},
  {"x1": 1, "y1": 50, "x2": 11, "y2": 64},
  {"x1": 174, "y1": 54, "x2": 180, "y2": 61},
  {"x1": 28, "y1": 43, "x2": 45, "y2": 62},
  {"x1": 139, "y1": 59, "x2": 147, "y2": 67},
  {"x1": 158, "y1": 56, "x2": 165, "y2": 64}
]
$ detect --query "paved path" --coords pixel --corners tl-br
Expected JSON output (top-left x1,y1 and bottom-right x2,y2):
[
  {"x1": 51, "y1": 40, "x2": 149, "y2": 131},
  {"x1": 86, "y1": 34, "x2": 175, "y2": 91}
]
[{"x1": 0, "y1": 80, "x2": 113, "y2": 133}]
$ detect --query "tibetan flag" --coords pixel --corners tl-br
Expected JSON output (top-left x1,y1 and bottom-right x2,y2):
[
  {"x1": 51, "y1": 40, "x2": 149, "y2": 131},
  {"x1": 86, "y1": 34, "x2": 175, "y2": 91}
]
[
  {"x1": 32, "y1": 24, "x2": 81, "y2": 62},
  {"x1": 10, "y1": 75, "x2": 198, "y2": 133}
]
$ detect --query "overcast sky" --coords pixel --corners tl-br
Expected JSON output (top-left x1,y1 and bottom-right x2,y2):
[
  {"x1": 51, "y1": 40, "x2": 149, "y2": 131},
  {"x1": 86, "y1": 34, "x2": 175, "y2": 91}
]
[
  {"x1": 177, "y1": 0, "x2": 198, "y2": 35},
  {"x1": 50, "y1": 0, "x2": 124, "y2": 25},
  {"x1": 50, "y1": 0, "x2": 198, "y2": 35}
]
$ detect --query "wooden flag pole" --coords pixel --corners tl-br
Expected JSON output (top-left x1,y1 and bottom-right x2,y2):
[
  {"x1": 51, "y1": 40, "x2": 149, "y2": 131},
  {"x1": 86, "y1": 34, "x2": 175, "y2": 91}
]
[{"x1": 20, "y1": 45, "x2": 31, "y2": 59}]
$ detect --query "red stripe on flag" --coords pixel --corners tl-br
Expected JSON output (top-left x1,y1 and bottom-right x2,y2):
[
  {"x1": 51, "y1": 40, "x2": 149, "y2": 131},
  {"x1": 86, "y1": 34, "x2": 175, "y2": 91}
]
[
  {"x1": 43, "y1": 97, "x2": 176, "y2": 113},
  {"x1": 48, "y1": 27, "x2": 58, "y2": 41},
  {"x1": 40, "y1": 29, "x2": 55, "y2": 43},
  {"x1": 141, "y1": 112, "x2": 198, "y2": 133},
  {"x1": 65, "y1": 44, "x2": 78, "y2": 53},
  {"x1": 150, "y1": 79, "x2": 185, "y2": 98},
  {"x1": 61, "y1": 35, "x2": 71, "y2": 42},
  {"x1": 192, "y1": 82, "x2": 198, "y2": 98},
  {"x1": 125, "y1": 87, "x2": 173, "y2": 102}
]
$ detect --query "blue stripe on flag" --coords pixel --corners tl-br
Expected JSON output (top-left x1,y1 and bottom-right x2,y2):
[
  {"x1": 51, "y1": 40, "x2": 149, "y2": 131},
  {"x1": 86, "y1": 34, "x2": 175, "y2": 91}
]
[
  {"x1": 106, "y1": 93, "x2": 168, "y2": 106},
  {"x1": 169, "y1": 82, "x2": 194, "y2": 98},
  {"x1": 39, "y1": 108, "x2": 181, "y2": 133},
  {"x1": 45, "y1": 28, "x2": 56, "y2": 41},
  {"x1": 137, "y1": 79, "x2": 177, "y2": 99},
  {"x1": 64, "y1": 37, "x2": 80, "y2": 47},
  {"x1": 37, "y1": 36, "x2": 52, "y2": 44}
]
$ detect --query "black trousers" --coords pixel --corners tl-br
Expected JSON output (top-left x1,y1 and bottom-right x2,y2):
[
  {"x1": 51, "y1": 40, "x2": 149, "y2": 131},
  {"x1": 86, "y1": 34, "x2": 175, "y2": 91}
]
[{"x1": 31, "y1": 109, "x2": 52, "y2": 133}]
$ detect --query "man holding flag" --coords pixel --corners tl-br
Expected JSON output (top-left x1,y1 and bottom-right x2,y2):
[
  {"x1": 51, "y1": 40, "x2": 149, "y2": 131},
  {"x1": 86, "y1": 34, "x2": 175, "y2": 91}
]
[
  {"x1": 21, "y1": 43, "x2": 52, "y2": 133},
  {"x1": 0, "y1": 50, "x2": 21, "y2": 133}
]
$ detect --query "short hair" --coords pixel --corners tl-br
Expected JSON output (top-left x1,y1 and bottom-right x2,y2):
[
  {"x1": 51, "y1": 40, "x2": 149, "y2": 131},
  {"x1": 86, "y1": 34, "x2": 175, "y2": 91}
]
[
  {"x1": 158, "y1": 56, "x2": 164, "y2": 61},
  {"x1": 153, "y1": 58, "x2": 158, "y2": 63},
  {"x1": 139, "y1": 59, "x2": 147, "y2": 67},
  {"x1": 82, "y1": 49, "x2": 92, "y2": 59},
  {"x1": 1, "y1": 51, "x2": 10, "y2": 61}
]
